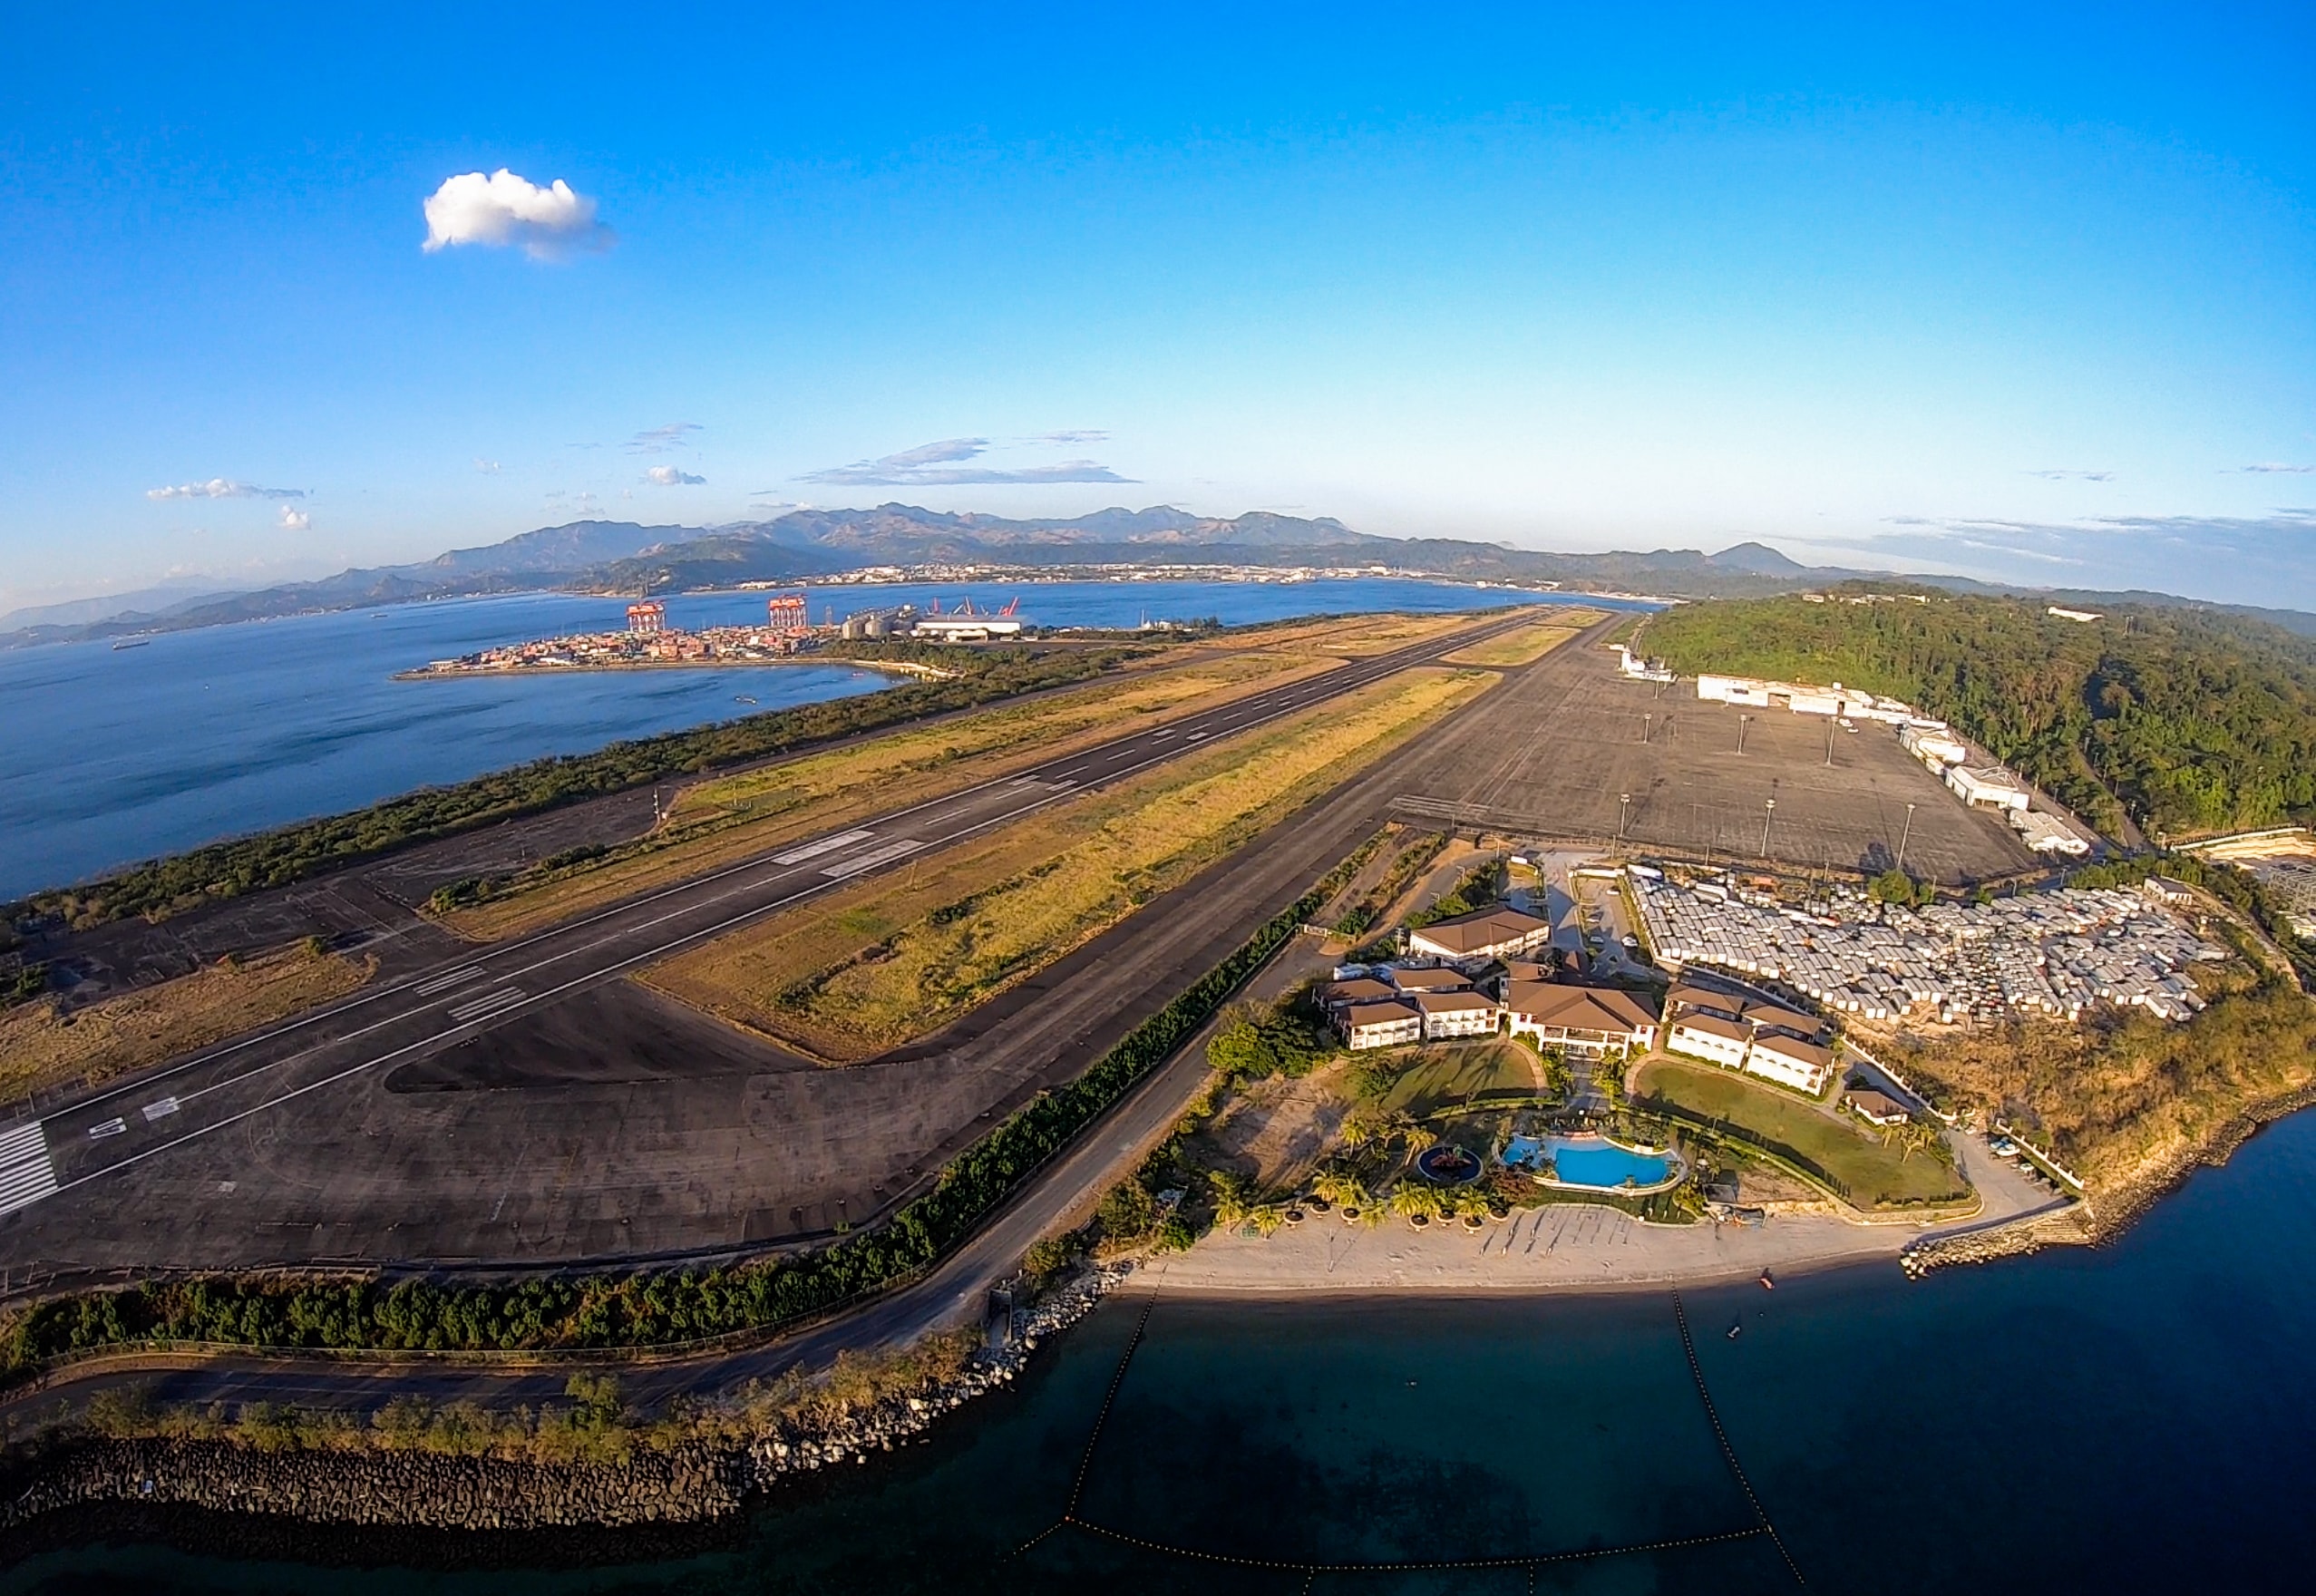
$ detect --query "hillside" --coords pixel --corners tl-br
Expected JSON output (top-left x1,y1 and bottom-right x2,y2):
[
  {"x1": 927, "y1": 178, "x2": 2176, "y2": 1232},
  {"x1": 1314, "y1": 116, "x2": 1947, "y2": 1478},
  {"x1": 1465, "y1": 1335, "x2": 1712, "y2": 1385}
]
[{"x1": 1639, "y1": 591, "x2": 2316, "y2": 842}]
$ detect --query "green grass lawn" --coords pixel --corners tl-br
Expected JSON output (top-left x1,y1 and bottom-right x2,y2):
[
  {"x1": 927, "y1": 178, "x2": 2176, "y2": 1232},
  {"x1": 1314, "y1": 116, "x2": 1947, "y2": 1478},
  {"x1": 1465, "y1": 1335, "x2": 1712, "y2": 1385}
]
[
  {"x1": 1633, "y1": 1057, "x2": 1970, "y2": 1206},
  {"x1": 1375, "y1": 1040, "x2": 1542, "y2": 1118}
]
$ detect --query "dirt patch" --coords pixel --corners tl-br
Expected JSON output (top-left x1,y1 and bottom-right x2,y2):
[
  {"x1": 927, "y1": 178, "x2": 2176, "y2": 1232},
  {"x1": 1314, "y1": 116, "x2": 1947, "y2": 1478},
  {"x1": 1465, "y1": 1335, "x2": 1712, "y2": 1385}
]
[{"x1": 1194, "y1": 1060, "x2": 1354, "y2": 1192}]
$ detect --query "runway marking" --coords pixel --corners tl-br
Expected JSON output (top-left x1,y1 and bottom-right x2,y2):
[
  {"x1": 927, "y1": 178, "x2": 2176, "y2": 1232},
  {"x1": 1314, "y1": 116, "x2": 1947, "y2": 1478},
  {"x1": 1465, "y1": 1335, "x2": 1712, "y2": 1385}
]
[
  {"x1": 412, "y1": 965, "x2": 486, "y2": 997},
  {"x1": 822, "y1": 838, "x2": 927, "y2": 879},
  {"x1": 141, "y1": 1096, "x2": 180, "y2": 1123},
  {"x1": 446, "y1": 988, "x2": 528, "y2": 1024},
  {"x1": 0, "y1": 1121, "x2": 57, "y2": 1216},
  {"x1": 772, "y1": 829, "x2": 874, "y2": 866},
  {"x1": 43, "y1": 611, "x2": 1561, "y2": 1192},
  {"x1": 88, "y1": 1118, "x2": 127, "y2": 1140}
]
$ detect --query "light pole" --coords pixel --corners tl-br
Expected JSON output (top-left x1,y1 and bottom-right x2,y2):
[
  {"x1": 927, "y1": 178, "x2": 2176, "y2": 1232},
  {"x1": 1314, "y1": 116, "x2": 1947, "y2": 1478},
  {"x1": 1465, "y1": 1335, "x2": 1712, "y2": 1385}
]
[
  {"x1": 1760, "y1": 797, "x2": 1776, "y2": 858},
  {"x1": 1824, "y1": 715, "x2": 1836, "y2": 766},
  {"x1": 1737, "y1": 713, "x2": 1753, "y2": 754},
  {"x1": 1896, "y1": 802, "x2": 1917, "y2": 875},
  {"x1": 1641, "y1": 713, "x2": 1652, "y2": 744},
  {"x1": 1618, "y1": 792, "x2": 1632, "y2": 843}
]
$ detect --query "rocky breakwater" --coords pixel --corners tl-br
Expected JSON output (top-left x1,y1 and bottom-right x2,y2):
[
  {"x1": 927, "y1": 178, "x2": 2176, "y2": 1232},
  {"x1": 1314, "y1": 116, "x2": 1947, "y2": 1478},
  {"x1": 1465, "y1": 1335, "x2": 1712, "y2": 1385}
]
[
  {"x1": 746, "y1": 1260, "x2": 1134, "y2": 1487},
  {"x1": 1902, "y1": 1205, "x2": 2090, "y2": 1279},
  {"x1": 1, "y1": 1260, "x2": 1138, "y2": 1541},
  {"x1": 0, "y1": 1436, "x2": 744, "y2": 1533}
]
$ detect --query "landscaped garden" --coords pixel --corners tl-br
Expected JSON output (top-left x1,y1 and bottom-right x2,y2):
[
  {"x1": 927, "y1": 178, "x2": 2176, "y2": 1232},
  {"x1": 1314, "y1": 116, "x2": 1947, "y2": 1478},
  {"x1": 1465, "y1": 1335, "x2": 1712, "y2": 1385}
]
[{"x1": 1631, "y1": 1056, "x2": 1970, "y2": 1207}]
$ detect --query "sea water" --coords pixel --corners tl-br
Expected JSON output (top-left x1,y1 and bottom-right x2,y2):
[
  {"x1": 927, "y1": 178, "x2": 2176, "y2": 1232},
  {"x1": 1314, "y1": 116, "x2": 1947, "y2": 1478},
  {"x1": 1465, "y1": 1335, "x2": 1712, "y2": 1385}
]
[
  {"x1": 0, "y1": 579, "x2": 1609, "y2": 900},
  {"x1": 9, "y1": 1107, "x2": 2315, "y2": 1592}
]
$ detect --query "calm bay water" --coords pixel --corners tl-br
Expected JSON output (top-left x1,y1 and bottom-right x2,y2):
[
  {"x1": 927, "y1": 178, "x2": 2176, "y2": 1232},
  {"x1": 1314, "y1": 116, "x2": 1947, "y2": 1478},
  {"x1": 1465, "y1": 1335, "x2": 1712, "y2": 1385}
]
[
  {"x1": 0, "y1": 579, "x2": 1598, "y2": 900},
  {"x1": 10, "y1": 1109, "x2": 2316, "y2": 1592}
]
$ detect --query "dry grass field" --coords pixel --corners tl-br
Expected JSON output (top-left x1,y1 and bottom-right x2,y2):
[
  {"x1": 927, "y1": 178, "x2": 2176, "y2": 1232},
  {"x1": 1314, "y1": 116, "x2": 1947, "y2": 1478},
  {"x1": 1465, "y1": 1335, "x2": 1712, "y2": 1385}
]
[
  {"x1": 443, "y1": 646, "x2": 1339, "y2": 941},
  {"x1": 0, "y1": 944, "x2": 373, "y2": 1108},
  {"x1": 1441, "y1": 610, "x2": 1605, "y2": 667},
  {"x1": 643, "y1": 667, "x2": 1494, "y2": 1061}
]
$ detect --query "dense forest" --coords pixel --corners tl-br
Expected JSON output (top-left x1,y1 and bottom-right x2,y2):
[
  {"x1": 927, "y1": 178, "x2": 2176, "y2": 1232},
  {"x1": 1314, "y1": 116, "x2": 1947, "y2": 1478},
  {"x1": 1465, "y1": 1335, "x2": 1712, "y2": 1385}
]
[{"x1": 1640, "y1": 592, "x2": 2316, "y2": 842}]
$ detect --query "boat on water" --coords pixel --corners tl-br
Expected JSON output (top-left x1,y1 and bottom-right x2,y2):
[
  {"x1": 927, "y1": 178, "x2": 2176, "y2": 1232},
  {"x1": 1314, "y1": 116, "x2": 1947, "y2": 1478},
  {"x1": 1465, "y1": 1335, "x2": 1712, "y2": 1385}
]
[
  {"x1": 111, "y1": 637, "x2": 151, "y2": 650},
  {"x1": 734, "y1": 695, "x2": 757, "y2": 704},
  {"x1": 1759, "y1": 1270, "x2": 1776, "y2": 1290},
  {"x1": 1727, "y1": 1321, "x2": 1743, "y2": 1340}
]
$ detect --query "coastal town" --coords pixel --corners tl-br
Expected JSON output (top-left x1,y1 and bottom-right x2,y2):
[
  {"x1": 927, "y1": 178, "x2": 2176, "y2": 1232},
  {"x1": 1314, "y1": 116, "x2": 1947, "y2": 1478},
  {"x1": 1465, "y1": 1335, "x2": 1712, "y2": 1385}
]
[{"x1": 403, "y1": 590, "x2": 1031, "y2": 677}]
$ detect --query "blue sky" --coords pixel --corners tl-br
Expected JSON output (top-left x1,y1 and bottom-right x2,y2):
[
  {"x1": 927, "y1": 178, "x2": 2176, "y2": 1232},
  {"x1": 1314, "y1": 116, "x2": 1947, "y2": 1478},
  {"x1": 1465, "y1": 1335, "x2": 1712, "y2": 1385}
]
[{"x1": 3, "y1": 3, "x2": 2311, "y2": 611}]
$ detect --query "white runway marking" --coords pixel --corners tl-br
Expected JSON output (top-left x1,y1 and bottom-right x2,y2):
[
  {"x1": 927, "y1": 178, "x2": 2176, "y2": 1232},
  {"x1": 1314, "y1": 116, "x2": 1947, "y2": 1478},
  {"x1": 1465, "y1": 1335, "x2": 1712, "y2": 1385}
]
[
  {"x1": 446, "y1": 988, "x2": 527, "y2": 1024},
  {"x1": 821, "y1": 838, "x2": 927, "y2": 879},
  {"x1": 413, "y1": 965, "x2": 487, "y2": 997},
  {"x1": 772, "y1": 829, "x2": 874, "y2": 866},
  {"x1": 0, "y1": 1121, "x2": 57, "y2": 1216},
  {"x1": 142, "y1": 1096, "x2": 180, "y2": 1122},
  {"x1": 89, "y1": 1118, "x2": 127, "y2": 1140}
]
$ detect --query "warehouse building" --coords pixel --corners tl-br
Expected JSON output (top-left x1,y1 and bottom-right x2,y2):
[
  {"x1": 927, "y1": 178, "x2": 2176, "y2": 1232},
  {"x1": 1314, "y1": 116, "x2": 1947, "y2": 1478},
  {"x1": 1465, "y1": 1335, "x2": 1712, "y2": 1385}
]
[{"x1": 1946, "y1": 764, "x2": 2031, "y2": 812}]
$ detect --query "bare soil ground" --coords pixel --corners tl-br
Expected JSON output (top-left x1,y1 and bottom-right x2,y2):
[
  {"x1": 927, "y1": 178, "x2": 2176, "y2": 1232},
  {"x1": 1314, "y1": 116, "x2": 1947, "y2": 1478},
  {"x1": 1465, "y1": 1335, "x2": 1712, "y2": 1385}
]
[
  {"x1": 1194, "y1": 1059, "x2": 1355, "y2": 1192},
  {"x1": 1441, "y1": 611, "x2": 1604, "y2": 668}
]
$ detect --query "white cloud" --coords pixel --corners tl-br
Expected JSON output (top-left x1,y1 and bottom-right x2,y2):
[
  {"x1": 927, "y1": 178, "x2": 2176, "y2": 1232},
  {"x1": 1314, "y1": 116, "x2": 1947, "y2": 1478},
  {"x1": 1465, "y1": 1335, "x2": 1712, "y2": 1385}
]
[
  {"x1": 145, "y1": 479, "x2": 305, "y2": 501},
  {"x1": 802, "y1": 436, "x2": 1135, "y2": 487},
  {"x1": 473, "y1": 458, "x2": 501, "y2": 473},
  {"x1": 2239, "y1": 462, "x2": 2314, "y2": 473},
  {"x1": 276, "y1": 505, "x2": 311, "y2": 531},
  {"x1": 2026, "y1": 469, "x2": 2115, "y2": 482},
  {"x1": 421, "y1": 170, "x2": 611, "y2": 259},
  {"x1": 646, "y1": 464, "x2": 706, "y2": 486},
  {"x1": 628, "y1": 422, "x2": 701, "y2": 453}
]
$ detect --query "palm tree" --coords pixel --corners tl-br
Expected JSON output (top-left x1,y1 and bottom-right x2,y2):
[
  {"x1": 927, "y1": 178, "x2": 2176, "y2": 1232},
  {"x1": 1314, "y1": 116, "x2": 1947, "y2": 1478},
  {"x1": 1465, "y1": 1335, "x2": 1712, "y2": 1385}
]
[
  {"x1": 1450, "y1": 1186, "x2": 1495, "y2": 1223},
  {"x1": 1312, "y1": 1169, "x2": 1367, "y2": 1209},
  {"x1": 1250, "y1": 1203, "x2": 1288, "y2": 1238},
  {"x1": 1210, "y1": 1171, "x2": 1252, "y2": 1230},
  {"x1": 1389, "y1": 1183, "x2": 1445, "y2": 1225},
  {"x1": 1339, "y1": 1112, "x2": 1381, "y2": 1151}
]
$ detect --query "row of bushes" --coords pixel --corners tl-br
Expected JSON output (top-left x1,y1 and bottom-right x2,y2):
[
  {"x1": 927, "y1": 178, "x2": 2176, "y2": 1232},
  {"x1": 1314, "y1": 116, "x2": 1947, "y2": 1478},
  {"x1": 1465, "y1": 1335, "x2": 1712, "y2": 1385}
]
[
  {"x1": 16, "y1": 645, "x2": 1141, "y2": 930},
  {"x1": 3, "y1": 842, "x2": 1373, "y2": 1384}
]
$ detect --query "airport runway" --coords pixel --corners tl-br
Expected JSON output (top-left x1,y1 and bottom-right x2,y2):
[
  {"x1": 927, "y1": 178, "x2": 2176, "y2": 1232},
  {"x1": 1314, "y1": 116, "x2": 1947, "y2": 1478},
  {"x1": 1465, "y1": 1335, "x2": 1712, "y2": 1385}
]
[{"x1": 0, "y1": 609, "x2": 1539, "y2": 1251}]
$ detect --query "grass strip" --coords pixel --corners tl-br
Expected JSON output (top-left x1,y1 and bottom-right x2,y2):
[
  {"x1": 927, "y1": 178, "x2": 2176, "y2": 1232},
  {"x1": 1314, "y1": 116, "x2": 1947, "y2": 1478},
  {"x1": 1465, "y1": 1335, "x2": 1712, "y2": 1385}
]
[
  {"x1": 0, "y1": 839, "x2": 1387, "y2": 1384},
  {"x1": 645, "y1": 667, "x2": 1492, "y2": 1059}
]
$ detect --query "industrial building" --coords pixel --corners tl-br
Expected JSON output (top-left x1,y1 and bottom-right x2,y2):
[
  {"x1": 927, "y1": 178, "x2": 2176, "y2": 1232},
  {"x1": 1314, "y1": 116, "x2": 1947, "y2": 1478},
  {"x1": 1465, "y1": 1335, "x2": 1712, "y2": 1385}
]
[
  {"x1": 1945, "y1": 764, "x2": 2030, "y2": 811},
  {"x1": 1695, "y1": 674, "x2": 1916, "y2": 725}
]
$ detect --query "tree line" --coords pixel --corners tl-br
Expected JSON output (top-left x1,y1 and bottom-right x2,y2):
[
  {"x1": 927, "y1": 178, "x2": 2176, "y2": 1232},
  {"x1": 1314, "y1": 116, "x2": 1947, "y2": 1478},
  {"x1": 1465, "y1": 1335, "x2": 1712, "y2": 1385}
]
[
  {"x1": 1641, "y1": 592, "x2": 2316, "y2": 842},
  {"x1": 13, "y1": 644, "x2": 1141, "y2": 932},
  {"x1": 2, "y1": 842, "x2": 1375, "y2": 1383}
]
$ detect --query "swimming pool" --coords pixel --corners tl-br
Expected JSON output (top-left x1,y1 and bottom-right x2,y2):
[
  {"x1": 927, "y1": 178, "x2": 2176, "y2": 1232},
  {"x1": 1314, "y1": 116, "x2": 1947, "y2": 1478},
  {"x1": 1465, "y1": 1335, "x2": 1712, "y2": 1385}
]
[{"x1": 1502, "y1": 1134, "x2": 1675, "y2": 1190}]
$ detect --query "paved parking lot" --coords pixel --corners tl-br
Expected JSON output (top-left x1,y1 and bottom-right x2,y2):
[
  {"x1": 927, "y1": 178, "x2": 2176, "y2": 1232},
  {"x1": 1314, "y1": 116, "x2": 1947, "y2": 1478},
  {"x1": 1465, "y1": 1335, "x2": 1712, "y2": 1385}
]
[{"x1": 1396, "y1": 655, "x2": 2032, "y2": 886}]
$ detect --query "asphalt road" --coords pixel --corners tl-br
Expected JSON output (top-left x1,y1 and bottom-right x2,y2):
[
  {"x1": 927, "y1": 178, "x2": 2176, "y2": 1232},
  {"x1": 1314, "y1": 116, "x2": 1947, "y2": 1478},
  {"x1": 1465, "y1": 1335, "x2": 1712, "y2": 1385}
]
[{"x1": 0, "y1": 610, "x2": 1536, "y2": 1248}]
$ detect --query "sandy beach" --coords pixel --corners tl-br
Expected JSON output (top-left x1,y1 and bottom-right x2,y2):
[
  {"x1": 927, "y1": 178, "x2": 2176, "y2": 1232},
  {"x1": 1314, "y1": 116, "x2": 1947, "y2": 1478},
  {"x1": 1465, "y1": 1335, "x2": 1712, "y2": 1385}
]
[{"x1": 1149, "y1": 1130, "x2": 2066, "y2": 1296}]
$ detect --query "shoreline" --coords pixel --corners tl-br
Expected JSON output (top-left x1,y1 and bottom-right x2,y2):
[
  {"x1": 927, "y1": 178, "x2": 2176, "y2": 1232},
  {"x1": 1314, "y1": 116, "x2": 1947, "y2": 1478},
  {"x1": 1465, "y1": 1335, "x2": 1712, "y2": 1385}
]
[{"x1": 392, "y1": 656, "x2": 948, "y2": 683}]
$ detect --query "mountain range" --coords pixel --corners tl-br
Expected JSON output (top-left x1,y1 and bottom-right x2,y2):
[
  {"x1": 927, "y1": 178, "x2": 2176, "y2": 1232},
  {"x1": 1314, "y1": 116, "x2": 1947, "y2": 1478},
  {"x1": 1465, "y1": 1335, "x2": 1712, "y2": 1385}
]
[{"x1": 6, "y1": 504, "x2": 2311, "y2": 648}]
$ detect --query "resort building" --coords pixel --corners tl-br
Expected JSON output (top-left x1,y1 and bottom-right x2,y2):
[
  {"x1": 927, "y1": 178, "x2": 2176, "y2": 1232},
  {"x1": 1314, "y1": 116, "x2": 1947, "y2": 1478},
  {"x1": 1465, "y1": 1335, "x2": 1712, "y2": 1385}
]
[
  {"x1": 1337, "y1": 1001, "x2": 1423, "y2": 1051},
  {"x1": 1666, "y1": 1012, "x2": 1754, "y2": 1070},
  {"x1": 1319, "y1": 977, "x2": 1398, "y2": 1012},
  {"x1": 1744, "y1": 1032, "x2": 1837, "y2": 1095},
  {"x1": 1406, "y1": 904, "x2": 1554, "y2": 967},
  {"x1": 1384, "y1": 965, "x2": 1474, "y2": 994},
  {"x1": 1844, "y1": 1088, "x2": 1911, "y2": 1126},
  {"x1": 1412, "y1": 991, "x2": 1500, "y2": 1040},
  {"x1": 1502, "y1": 982, "x2": 1659, "y2": 1056}
]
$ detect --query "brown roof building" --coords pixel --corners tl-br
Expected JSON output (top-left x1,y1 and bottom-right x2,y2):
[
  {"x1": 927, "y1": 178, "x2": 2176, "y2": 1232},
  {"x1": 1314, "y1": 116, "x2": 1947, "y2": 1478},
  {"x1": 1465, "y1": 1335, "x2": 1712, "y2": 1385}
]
[
  {"x1": 1503, "y1": 982, "x2": 1660, "y2": 1055},
  {"x1": 1406, "y1": 905, "x2": 1554, "y2": 964}
]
